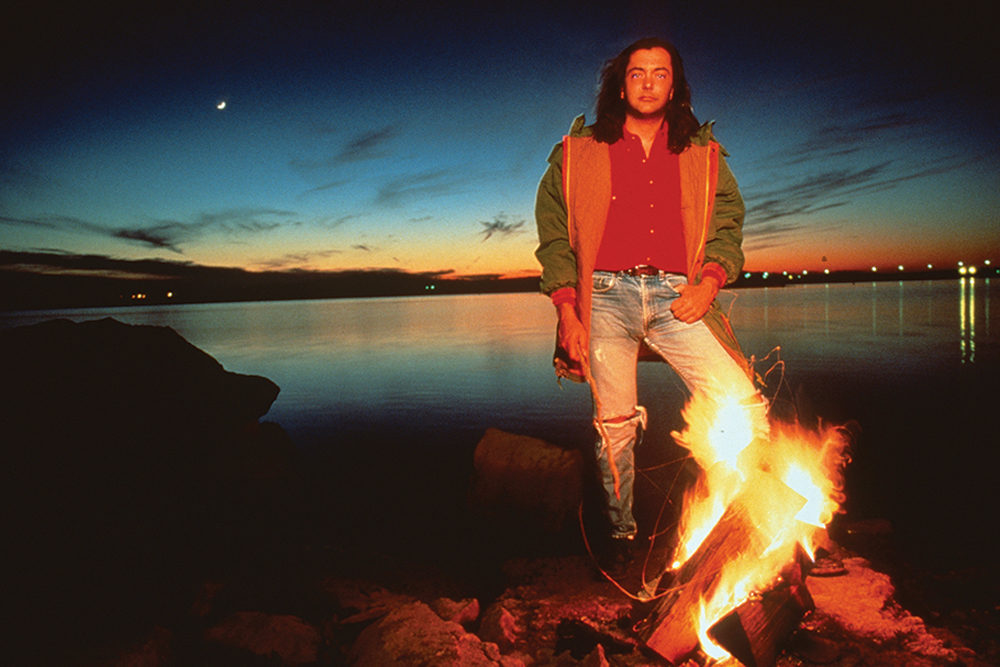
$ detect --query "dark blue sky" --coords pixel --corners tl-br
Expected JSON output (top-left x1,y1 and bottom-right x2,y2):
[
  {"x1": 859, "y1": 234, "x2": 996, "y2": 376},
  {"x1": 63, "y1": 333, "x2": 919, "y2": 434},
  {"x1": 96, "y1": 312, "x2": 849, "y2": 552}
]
[{"x1": 3, "y1": 0, "x2": 998, "y2": 278}]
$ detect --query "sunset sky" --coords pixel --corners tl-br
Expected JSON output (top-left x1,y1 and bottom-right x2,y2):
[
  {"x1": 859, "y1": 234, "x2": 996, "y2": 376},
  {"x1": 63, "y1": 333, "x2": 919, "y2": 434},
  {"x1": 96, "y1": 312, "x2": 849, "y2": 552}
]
[{"x1": 3, "y1": 0, "x2": 998, "y2": 281}]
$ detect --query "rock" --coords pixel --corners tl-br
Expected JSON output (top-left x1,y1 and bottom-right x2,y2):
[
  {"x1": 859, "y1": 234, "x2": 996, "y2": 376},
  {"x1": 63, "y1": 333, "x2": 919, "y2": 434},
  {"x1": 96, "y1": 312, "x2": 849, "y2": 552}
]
[
  {"x1": 203, "y1": 611, "x2": 320, "y2": 666},
  {"x1": 430, "y1": 597, "x2": 481, "y2": 626},
  {"x1": 806, "y1": 557, "x2": 956, "y2": 661},
  {"x1": 581, "y1": 643, "x2": 610, "y2": 667},
  {"x1": 468, "y1": 428, "x2": 584, "y2": 532},
  {"x1": 479, "y1": 605, "x2": 521, "y2": 653},
  {"x1": 190, "y1": 580, "x2": 227, "y2": 618},
  {"x1": 479, "y1": 556, "x2": 635, "y2": 663},
  {"x1": 348, "y1": 601, "x2": 520, "y2": 667},
  {"x1": 103, "y1": 625, "x2": 173, "y2": 667},
  {"x1": 1, "y1": 318, "x2": 287, "y2": 662},
  {"x1": 1, "y1": 318, "x2": 284, "y2": 493},
  {"x1": 1, "y1": 318, "x2": 278, "y2": 439},
  {"x1": 317, "y1": 577, "x2": 418, "y2": 624}
]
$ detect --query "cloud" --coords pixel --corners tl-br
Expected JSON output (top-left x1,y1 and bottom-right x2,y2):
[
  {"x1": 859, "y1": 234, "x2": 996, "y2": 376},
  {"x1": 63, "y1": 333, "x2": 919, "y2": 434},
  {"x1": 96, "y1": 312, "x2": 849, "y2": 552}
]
[
  {"x1": 0, "y1": 214, "x2": 59, "y2": 229},
  {"x1": 743, "y1": 218, "x2": 841, "y2": 255},
  {"x1": 337, "y1": 126, "x2": 400, "y2": 162},
  {"x1": 107, "y1": 208, "x2": 291, "y2": 253},
  {"x1": 0, "y1": 249, "x2": 197, "y2": 277},
  {"x1": 190, "y1": 208, "x2": 291, "y2": 233},
  {"x1": 779, "y1": 114, "x2": 931, "y2": 167},
  {"x1": 747, "y1": 162, "x2": 891, "y2": 224},
  {"x1": 479, "y1": 213, "x2": 526, "y2": 241},
  {"x1": 249, "y1": 248, "x2": 344, "y2": 270},
  {"x1": 319, "y1": 213, "x2": 364, "y2": 229},
  {"x1": 742, "y1": 104, "x2": 974, "y2": 235},
  {"x1": 299, "y1": 178, "x2": 352, "y2": 197},
  {"x1": 290, "y1": 125, "x2": 401, "y2": 171},
  {"x1": 2, "y1": 208, "x2": 294, "y2": 254},
  {"x1": 0, "y1": 158, "x2": 56, "y2": 198},
  {"x1": 114, "y1": 228, "x2": 183, "y2": 253},
  {"x1": 1, "y1": 213, "x2": 115, "y2": 238},
  {"x1": 746, "y1": 152, "x2": 972, "y2": 229},
  {"x1": 374, "y1": 168, "x2": 467, "y2": 207}
]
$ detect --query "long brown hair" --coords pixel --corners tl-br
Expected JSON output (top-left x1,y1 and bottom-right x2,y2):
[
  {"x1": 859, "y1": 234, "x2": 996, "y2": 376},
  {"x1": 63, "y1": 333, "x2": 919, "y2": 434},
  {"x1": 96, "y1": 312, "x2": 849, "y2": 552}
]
[{"x1": 592, "y1": 37, "x2": 700, "y2": 153}]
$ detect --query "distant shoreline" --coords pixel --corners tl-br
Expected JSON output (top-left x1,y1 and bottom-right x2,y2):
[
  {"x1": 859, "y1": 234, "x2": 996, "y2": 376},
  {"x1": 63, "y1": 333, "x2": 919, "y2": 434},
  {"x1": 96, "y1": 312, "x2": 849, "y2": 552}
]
[{"x1": 1, "y1": 265, "x2": 993, "y2": 313}]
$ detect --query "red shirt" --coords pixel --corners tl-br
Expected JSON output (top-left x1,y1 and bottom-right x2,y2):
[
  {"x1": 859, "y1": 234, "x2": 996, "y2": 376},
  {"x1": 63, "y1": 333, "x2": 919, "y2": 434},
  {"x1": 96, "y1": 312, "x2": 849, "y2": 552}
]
[{"x1": 594, "y1": 125, "x2": 686, "y2": 274}]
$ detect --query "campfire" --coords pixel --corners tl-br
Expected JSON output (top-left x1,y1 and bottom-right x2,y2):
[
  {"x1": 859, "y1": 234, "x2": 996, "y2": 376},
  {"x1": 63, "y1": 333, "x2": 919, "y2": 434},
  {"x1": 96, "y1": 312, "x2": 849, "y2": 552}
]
[{"x1": 638, "y1": 391, "x2": 851, "y2": 666}]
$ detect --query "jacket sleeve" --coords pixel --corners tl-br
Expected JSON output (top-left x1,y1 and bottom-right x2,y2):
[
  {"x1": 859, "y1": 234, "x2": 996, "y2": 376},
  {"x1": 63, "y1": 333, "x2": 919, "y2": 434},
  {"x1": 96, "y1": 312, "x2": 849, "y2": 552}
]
[
  {"x1": 703, "y1": 151, "x2": 745, "y2": 285},
  {"x1": 534, "y1": 140, "x2": 578, "y2": 296}
]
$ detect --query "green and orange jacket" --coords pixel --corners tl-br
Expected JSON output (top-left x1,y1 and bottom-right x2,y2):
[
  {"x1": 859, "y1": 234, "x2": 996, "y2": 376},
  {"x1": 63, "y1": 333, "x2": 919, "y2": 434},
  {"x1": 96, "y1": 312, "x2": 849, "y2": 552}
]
[{"x1": 534, "y1": 115, "x2": 749, "y2": 382}]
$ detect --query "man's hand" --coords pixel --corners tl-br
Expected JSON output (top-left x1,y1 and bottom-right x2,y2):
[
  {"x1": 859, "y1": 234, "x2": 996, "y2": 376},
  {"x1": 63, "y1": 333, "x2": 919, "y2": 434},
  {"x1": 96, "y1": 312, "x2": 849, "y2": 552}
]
[
  {"x1": 671, "y1": 276, "x2": 720, "y2": 323},
  {"x1": 556, "y1": 303, "x2": 588, "y2": 365}
]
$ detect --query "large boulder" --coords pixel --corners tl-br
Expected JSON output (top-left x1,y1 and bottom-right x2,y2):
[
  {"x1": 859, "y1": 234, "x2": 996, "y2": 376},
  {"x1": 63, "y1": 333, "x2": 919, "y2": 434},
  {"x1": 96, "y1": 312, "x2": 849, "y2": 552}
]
[
  {"x1": 1, "y1": 318, "x2": 288, "y2": 663},
  {"x1": 468, "y1": 428, "x2": 584, "y2": 532},
  {"x1": 1, "y1": 317, "x2": 277, "y2": 450}
]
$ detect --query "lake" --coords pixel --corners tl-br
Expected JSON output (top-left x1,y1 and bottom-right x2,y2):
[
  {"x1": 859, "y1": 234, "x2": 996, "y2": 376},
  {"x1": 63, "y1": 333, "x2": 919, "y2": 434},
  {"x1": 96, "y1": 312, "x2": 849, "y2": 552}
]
[{"x1": 3, "y1": 279, "x2": 998, "y2": 571}]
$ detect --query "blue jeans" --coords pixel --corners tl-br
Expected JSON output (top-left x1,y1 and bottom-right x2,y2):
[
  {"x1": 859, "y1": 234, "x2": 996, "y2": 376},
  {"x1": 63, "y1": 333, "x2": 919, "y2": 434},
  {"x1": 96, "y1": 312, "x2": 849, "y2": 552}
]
[{"x1": 589, "y1": 270, "x2": 759, "y2": 538}]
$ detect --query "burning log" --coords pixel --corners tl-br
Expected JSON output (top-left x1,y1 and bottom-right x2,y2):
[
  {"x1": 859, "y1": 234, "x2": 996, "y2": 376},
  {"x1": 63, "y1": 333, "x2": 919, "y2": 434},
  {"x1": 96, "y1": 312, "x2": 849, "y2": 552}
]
[
  {"x1": 707, "y1": 579, "x2": 814, "y2": 667},
  {"x1": 637, "y1": 472, "x2": 807, "y2": 664}
]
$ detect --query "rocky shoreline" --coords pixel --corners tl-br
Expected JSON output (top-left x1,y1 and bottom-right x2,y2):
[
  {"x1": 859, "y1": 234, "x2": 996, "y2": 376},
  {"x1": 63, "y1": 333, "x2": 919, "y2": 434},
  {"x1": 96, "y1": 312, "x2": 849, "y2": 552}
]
[{"x1": 3, "y1": 318, "x2": 996, "y2": 666}]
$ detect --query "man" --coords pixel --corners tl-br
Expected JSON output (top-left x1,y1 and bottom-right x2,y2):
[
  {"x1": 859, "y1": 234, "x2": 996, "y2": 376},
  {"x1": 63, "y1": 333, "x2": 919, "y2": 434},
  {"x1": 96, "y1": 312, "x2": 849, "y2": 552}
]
[{"x1": 534, "y1": 37, "x2": 761, "y2": 576}]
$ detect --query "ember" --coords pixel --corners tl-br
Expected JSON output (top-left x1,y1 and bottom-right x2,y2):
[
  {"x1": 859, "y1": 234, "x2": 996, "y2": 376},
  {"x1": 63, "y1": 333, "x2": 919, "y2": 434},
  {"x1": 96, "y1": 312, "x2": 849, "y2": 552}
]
[{"x1": 638, "y1": 390, "x2": 851, "y2": 665}]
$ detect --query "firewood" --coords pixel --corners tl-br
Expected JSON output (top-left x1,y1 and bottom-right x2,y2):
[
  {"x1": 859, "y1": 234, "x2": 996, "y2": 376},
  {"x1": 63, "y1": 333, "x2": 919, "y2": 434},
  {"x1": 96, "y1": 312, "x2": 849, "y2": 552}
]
[
  {"x1": 637, "y1": 472, "x2": 807, "y2": 664},
  {"x1": 707, "y1": 582, "x2": 814, "y2": 667}
]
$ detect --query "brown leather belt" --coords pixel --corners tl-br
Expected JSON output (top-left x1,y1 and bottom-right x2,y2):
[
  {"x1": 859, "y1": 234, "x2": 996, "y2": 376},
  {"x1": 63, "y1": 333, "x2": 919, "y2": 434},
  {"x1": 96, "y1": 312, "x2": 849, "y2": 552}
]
[{"x1": 620, "y1": 265, "x2": 662, "y2": 276}]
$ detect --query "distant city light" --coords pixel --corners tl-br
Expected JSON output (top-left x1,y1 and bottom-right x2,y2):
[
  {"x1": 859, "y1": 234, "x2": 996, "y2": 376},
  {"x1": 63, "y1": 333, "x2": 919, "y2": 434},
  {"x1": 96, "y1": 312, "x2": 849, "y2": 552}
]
[
  {"x1": 927, "y1": 264, "x2": 933, "y2": 269},
  {"x1": 871, "y1": 267, "x2": 878, "y2": 272},
  {"x1": 762, "y1": 271, "x2": 769, "y2": 279},
  {"x1": 824, "y1": 269, "x2": 830, "y2": 274},
  {"x1": 898, "y1": 265, "x2": 904, "y2": 271}
]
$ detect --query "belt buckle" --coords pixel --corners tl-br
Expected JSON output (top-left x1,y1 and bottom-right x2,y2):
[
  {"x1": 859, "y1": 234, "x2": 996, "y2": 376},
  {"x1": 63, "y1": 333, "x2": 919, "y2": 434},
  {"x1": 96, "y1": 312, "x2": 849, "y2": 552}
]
[{"x1": 627, "y1": 265, "x2": 659, "y2": 277}]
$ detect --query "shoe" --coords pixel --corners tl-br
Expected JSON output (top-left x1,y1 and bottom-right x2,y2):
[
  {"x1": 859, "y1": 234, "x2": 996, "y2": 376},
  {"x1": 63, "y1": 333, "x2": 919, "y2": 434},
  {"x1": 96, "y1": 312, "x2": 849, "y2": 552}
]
[{"x1": 598, "y1": 536, "x2": 634, "y2": 578}]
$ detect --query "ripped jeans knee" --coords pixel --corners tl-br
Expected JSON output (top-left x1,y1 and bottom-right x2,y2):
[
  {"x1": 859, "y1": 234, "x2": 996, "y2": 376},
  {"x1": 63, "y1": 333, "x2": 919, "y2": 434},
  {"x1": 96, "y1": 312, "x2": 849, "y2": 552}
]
[
  {"x1": 594, "y1": 405, "x2": 649, "y2": 457},
  {"x1": 594, "y1": 405, "x2": 648, "y2": 538}
]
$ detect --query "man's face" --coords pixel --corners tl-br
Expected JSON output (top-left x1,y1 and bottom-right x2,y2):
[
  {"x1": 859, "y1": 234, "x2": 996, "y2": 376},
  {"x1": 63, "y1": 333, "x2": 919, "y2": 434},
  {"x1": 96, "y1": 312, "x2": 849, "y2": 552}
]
[{"x1": 622, "y1": 47, "x2": 674, "y2": 119}]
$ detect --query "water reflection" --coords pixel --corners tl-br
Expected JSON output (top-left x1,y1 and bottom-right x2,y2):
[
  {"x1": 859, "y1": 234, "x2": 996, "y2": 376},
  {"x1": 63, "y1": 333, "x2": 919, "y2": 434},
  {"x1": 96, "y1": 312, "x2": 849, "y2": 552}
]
[
  {"x1": 960, "y1": 277, "x2": 975, "y2": 363},
  {"x1": 3, "y1": 281, "x2": 998, "y2": 444}
]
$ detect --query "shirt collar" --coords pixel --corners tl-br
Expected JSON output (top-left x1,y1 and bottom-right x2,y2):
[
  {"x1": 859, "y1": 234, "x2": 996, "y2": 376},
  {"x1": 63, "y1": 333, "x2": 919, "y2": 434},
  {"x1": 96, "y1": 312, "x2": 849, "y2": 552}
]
[{"x1": 621, "y1": 123, "x2": 669, "y2": 146}]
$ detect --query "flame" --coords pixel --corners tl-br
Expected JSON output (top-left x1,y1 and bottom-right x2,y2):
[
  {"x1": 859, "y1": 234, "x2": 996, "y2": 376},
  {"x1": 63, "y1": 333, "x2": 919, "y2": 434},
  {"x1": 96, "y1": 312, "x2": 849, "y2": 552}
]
[
  {"x1": 697, "y1": 602, "x2": 731, "y2": 661},
  {"x1": 672, "y1": 392, "x2": 767, "y2": 563},
  {"x1": 668, "y1": 389, "x2": 851, "y2": 660}
]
